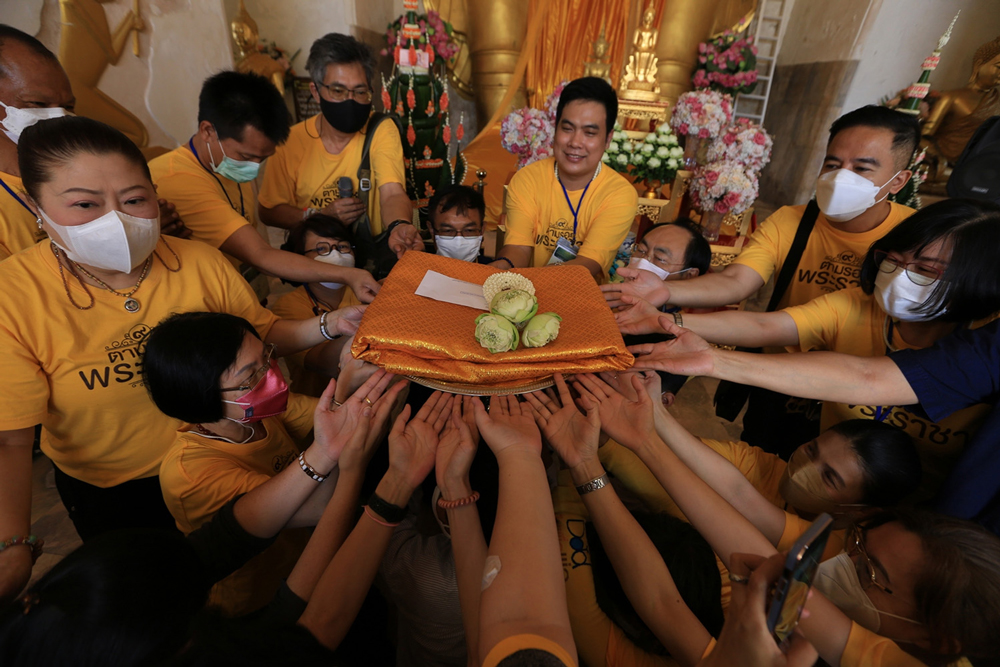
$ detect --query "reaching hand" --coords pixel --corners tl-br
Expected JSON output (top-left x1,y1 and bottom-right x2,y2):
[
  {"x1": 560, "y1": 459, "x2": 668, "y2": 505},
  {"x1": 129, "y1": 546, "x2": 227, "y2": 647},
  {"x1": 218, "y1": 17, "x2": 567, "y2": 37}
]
[
  {"x1": 629, "y1": 317, "x2": 716, "y2": 377},
  {"x1": 324, "y1": 196, "x2": 366, "y2": 225},
  {"x1": 312, "y1": 369, "x2": 393, "y2": 472},
  {"x1": 523, "y1": 374, "x2": 600, "y2": 471},
  {"x1": 614, "y1": 294, "x2": 671, "y2": 335},
  {"x1": 436, "y1": 396, "x2": 479, "y2": 499},
  {"x1": 573, "y1": 373, "x2": 656, "y2": 453},
  {"x1": 342, "y1": 376, "x2": 409, "y2": 476},
  {"x1": 600, "y1": 266, "x2": 671, "y2": 309},
  {"x1": 473, "y1": 394, "x2": 542, "y2": 457},
  {"x1": 345, "y1": 268, "x2": 381, "y2": 304},
  {"x1": 388, "y1": 391, "x2": 453, "y2": 491},
  {"x1": 388, "y1": 222, "x2": 425, "y2": 259},
  {"x1": 330, "y1": 304, "x2": 367, "y2": 336}
]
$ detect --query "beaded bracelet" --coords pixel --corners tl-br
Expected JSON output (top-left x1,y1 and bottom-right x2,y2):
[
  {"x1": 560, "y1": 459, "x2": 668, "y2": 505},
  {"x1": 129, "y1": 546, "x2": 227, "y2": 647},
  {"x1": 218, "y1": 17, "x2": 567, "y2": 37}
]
[
  {"x1": 363, "y1": 505, "x2": 401, "y2": 528},
  {"x1": 0, "y1": 535, "x2": 44, "y2": 563},
  {"x1": 297, "y1": 451, "x2": 328, "y2": 483},
  {"x1": 437, "y1": 491, "x2": 480, "y2": 510},
  {"x1": 319, "y1": 311, "x2": 335, "y2": 341},
  {"x1": 495, "y1": 256, "x2": 515, "y2": 270}
]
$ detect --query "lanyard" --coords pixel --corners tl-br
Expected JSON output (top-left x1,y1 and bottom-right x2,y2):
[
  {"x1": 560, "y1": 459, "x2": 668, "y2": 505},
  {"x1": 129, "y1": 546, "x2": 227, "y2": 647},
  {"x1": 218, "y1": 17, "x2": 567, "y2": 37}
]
[
  {"x1": 188, "y1": 138, "x2": 246, "y2": 219},
  {"x1": 0, "y1": 177, "x2": 34, "y2": 217},
  {"x1": 874, "y1": 317, "x2": 897, "y2": 422},
  {"x1": 556, "y1": 162, "x2": 600, "y2": 245},
  {"x1": 304, "y1": 284, "x2": 332, "y2": 316}
]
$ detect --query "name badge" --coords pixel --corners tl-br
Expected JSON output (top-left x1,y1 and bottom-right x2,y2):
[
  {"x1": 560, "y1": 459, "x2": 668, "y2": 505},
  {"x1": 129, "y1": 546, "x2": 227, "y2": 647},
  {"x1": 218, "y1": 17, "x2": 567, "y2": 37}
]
[{"x1": 547, "y1": 236, "x2": 580, "y2": 266}]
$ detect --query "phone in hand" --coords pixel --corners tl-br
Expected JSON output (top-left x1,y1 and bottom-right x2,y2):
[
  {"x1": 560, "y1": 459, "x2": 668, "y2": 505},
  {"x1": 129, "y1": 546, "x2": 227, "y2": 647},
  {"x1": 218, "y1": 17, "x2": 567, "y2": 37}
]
[{"x1": 766, "y1": 513, "x2": 834, "y2": 645}]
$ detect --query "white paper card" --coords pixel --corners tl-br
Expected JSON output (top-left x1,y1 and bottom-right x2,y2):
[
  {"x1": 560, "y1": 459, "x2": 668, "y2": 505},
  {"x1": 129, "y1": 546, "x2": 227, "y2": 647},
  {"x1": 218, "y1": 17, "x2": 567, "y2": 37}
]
[{"x1": 415, "y1": 270, "x2": 489, "y2": 311}]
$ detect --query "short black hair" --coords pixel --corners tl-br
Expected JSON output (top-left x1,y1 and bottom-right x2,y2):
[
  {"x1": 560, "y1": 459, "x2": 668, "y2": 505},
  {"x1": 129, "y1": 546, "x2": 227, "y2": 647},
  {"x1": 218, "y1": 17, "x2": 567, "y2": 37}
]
[
  {"x1": 828, "y1": 105, "x2": 920, "y2": 171},
  {"x1": 281, "y1": 213, "x2": 354, "y2": 255},
  {"x1": 18, "y1": 116, "x2": 150, "y2": 202},
  {"x1": 427, "y1": 184, "x2": 485, "y2": 230},
  {"x1": 143, "y1": 312, "x2": 260, "y2": 424},
  {"x1": 555, "y1": 76, "x2": 618, "y2": 137},
  {"x1": 496, "y1": 649, "x2": 568, "y2": 667},
  {"x1": 858, "y1": 198, "x2": 1000, "y2": 322},
  {"x1": 826, "y1": 419, "x2": 921, "y2": 506},
  {"x1": 197, "y1": 71, "x2": 290, "y2": 144},
  {"x1": 640, "y1": 217, "x2": 712, "y2": 276},
  {"x1": 306, "y1": 33, "x2": 376, "y2": 88},
  {"x1": 0, "y1": 24, "x2": 59, "y2": 78}
]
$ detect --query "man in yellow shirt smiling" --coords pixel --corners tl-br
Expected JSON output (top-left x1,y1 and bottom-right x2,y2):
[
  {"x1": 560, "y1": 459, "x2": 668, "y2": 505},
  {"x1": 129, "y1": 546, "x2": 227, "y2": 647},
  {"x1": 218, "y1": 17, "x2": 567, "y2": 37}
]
[
  {"x1": 258, "y1": 33, "x2": 420, "y2": 264},
  {"x1": 493, "y1": 77, "x2": 638, "y2": 281}
]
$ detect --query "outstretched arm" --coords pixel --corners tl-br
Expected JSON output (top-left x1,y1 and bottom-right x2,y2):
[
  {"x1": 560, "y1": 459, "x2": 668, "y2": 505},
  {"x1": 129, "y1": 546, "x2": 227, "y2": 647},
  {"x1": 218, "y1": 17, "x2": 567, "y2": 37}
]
[{"x1": 602, "y1": 262, "x2": 764, "y2": 309}]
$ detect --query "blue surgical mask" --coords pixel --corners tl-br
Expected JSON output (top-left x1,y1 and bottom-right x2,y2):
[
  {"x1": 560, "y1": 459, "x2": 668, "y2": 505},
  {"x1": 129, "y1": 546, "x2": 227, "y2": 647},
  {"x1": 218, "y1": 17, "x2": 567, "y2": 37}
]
[{"x1": 208, "y1": 130, "x2": 261, "y2": 183}]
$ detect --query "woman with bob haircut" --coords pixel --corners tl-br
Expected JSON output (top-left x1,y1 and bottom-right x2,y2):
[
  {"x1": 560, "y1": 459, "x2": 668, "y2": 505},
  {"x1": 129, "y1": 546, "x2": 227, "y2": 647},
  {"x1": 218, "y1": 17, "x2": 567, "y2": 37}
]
[
  {"x1": 0, "y1": 117, "x2": 365, "y2": 606},
  {"x1": 616, "y1": 198, "x2": 1000, "y2": 497}
]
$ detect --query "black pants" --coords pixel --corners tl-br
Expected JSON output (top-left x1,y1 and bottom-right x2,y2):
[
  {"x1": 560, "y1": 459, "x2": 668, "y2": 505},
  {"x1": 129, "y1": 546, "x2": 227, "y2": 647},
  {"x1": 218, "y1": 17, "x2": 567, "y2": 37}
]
[{"x1": 52, "y1": 466, "x2": 180, "y2": 542}]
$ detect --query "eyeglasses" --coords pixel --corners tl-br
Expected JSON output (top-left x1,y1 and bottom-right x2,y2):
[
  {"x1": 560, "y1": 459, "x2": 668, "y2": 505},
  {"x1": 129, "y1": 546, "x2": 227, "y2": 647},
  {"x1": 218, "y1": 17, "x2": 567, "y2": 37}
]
[
  {"x1": 845, "y1": 523, "x2": 892, "y2": 595},
  {"x1": 631, "y1": 245, "x2": 685, "y2": 268},
  {"x1": 220, "y1": 343, "x2": 277, "y2": 394},
  {"x1": 873, "y1": 250, "x2": 943, "y2": 287},
  {"x1": 433, "y1": 229, "x2": 483, "y2": 239},
  {"x1": 316, "y1": 83, "x2": 373, "y2": 104},
  {"x1": 305, "y1": 242, "x2": 354, "y2": 256}
]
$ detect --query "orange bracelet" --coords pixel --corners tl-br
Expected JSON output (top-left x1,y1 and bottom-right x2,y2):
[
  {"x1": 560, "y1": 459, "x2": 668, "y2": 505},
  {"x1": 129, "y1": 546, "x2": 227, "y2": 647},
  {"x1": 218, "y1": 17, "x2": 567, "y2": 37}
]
[
  {"x1": 363, "y1": 505, "x2": 401, "y2": 527},
  {"x1": 437, "y1": 491, "x2": 480, "y2": 509}
]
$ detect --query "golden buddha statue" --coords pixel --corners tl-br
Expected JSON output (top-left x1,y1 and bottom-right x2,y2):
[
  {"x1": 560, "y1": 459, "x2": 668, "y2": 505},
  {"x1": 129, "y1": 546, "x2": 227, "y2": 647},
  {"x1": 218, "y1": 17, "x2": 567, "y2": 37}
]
[
  {"x1": 231, "y1": 0, "x2": 287, "y2": 93},
  {"x1": 620, "y1": 2, "x2": 661, "y2": 101},
  {"x1": 922, "y1": 35, "x2": 1000, "y2": 186},
  {"x1": 583, "y1": 27, "x2": 613, "y2": 85}
]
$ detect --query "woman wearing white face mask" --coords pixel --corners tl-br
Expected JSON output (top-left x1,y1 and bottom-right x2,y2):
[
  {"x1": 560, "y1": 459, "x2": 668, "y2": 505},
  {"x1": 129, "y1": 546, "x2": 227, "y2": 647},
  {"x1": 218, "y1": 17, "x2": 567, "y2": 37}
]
[
  {"x1": 273, "y1": 214, "x2": 363, "y2": 397},
  {"x1": 0, "y1": 117, "x2": 367, "y2": 605},
  {"x1": 619, "y1": 199, "x2": 1000, "y2": 499}
]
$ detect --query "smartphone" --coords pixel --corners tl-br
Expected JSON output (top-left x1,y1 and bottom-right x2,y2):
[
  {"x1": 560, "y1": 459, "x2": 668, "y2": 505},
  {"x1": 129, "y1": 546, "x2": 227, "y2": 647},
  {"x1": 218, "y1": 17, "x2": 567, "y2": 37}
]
[{"x1": 765, "y1": 513, "x2": 834, "y2": 645}]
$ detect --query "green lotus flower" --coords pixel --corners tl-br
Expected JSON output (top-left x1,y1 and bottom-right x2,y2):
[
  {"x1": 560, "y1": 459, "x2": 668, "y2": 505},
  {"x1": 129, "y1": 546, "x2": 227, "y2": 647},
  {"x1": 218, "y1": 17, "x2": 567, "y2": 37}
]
[
  {"x1": 521, "y1": 312, "x2": 562, "y2": 348},
  {"x1": 490, "y1": 289, "x2": 538, "y2": 325},
  {"x1": 475, "y1": 313, "x2": 519, "y2": 353}
]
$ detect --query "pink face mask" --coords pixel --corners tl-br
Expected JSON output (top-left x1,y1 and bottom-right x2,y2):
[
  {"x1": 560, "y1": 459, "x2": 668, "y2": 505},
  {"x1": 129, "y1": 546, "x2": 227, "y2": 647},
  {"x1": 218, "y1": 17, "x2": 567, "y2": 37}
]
[{"x1": 223, "y1": 360, "x2": 289, "y2": 423}]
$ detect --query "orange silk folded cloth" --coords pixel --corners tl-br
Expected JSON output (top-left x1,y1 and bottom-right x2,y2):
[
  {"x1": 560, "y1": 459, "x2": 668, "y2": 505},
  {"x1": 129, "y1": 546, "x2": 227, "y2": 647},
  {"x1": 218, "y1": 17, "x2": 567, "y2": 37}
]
[{"x1": 351, "y1": 252, "x2": 634, "y2": 386}]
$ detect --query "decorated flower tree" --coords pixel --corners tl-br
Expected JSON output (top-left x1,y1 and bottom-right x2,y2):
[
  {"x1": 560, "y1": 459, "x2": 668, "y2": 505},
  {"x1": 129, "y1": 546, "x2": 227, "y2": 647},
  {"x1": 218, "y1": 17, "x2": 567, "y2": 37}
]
[
  {"x1": 382, "y1": 0, "x2": 467, "y2": 217},
  {"x1": 501, "y1": 81, "x2": 568, "y2": 169},
  {"x1": 692, "y1": 31, "x2": 759, "y2": 96},
  {"x1": 689, "y1": 161, "x2": 758, "y2": 242},
  {"x1": 670, "y1": 90, "x2": 734, "y2": 169},
  {"x1": 629, "y1": 123, "x2": 683, "y2": 197},
  {"x1": 705, "y1": 117, "x2": 772, "y2": 174}
]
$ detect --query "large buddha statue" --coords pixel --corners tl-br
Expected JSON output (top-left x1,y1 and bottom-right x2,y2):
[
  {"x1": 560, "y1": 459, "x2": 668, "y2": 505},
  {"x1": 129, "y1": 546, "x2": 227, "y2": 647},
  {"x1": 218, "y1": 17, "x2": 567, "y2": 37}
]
[
  {"x1": 922, "y1": 35, "x2": 1000, "y2": 184},
  {"x1": 583, "y1": 27, "x2": 613, "y2": 85},
  {"x1": 231, "y1": 0, "x2": 287, "y2": 93},
  {"x1": 620, "y1": 2, "x2": 661, "y2": 100}
]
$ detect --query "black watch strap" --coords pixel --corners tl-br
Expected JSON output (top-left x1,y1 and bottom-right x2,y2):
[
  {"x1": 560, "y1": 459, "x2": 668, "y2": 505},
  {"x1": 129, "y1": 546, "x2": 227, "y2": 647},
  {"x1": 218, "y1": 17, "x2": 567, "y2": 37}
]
[
  {"x1": 368, "y1": 492, "x2": 407, "y2": 523},
  {"x1": 385, "y1": 219, "x2": 412, "y2": 236}
]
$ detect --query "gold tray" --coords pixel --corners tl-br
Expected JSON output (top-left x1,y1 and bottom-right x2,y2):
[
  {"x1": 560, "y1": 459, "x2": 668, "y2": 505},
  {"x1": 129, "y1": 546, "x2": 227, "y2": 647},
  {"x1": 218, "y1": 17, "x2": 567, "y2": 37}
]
[{"x1": 405, "y1": 375, "x2": 555, "y2": 396}]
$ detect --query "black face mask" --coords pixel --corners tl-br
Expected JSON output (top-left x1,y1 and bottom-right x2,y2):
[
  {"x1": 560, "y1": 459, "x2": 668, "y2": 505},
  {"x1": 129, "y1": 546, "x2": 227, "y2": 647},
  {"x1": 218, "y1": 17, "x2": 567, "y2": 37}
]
[{"x1": 320, "y1": 98, "x2": 372, "y2": 135}]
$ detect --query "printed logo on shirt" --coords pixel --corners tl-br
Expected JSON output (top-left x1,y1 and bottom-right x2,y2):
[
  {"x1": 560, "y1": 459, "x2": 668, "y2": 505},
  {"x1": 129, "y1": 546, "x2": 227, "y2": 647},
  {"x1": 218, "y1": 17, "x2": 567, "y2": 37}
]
[
  {"x1": 272, "y1": 449, "x2": 297, "y2": 473},
  {"x1": 78, "y1": 324, "x2": 150, "y2": 391},
  {"x1": 850, "y1": 404, "x2": 972, "y2": 447},
  {"x1": 561, "y1": 518, "x2": 590, "y2": 580},
  {"x1": 796, "y1": 250, "x2": 863, "y2": 292},
  {"x1": 536, "y1": 217, "x2": 573, "y2": 250},
  {"x1": 310, "y1": 181, "x2": 343, "y2": 210}
]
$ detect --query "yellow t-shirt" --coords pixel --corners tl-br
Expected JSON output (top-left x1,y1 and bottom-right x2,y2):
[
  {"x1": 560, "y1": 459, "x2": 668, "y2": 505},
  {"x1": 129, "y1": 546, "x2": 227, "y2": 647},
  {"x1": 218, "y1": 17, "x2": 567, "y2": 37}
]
[
  {"x1": 0, "y1": 237, "x2": 277, "y2": 487},
  {"x1": 841, "y1": 621, "x2": 929, "y2": 667},
  {"x1": 733, "y1": 202, "x2": 914, "y2": 311},
  {"x1": 783, "y1": 286, "x2": 991, "y2": 497},
  {"x1": 269, "y1": 284, "x2": 361, "y2": 397},
  {"x1": 0, "y1": 171, "x2": 45, "y2": 261},
  {"x1": 258, "y1": 114, "x2": 406, "y2": 236},
  {"x1": 149, "y1": 145, "x2": 260, "y2": 251},
  {"x1": 504, "y1": 157, "x2": 638, "y2": 271}
]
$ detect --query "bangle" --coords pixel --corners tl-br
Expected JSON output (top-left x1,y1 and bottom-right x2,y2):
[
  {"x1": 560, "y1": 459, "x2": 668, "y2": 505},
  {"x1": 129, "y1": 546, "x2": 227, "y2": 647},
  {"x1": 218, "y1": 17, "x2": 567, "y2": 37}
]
[
  {"x1": 576, "y1": 473, "x2": 609, "y2": 496},
  {"x1": 319, "y1": 311, "x2": 341, "y2": 341},
  {"x1": 368, "y1": 491, "x2": 408, "y2": 523},
  {"x1": 363, "y1": 505, "x2": 401, "y2": 528},
  {"x1": 385, "y1": 219, "x2": 411, "y2": 237},
  {"x1": 0, "y1": 535, "x2": 43, "y2": 563},
  {"x1": 298, "y1": 451, "x2": 329, "y2": 482},
  {"x1": 495, "y1": 256, "x2": 515, "y2": 270},
  {"x1": 302, "y1": 207, "x2": 317, "y2": 220},
  {"x1": 672, "y1": 311, "x2": 684, "y2": 328},
  {"x1": 437, "y1": 491, "x2": 480, "y2": 509}
]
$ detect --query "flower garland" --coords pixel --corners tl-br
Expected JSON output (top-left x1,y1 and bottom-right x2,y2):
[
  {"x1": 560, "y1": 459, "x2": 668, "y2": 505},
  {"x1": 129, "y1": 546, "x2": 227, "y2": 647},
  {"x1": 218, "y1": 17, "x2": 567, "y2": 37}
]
[
  {"x1": 670, "y1": 90, "x2": 734, "y2": 139},
  {"x1": 689, "y1": 160, "x2": 758, "y2": 215},
  {"x1": 705, "y1": 118, "x2": 773, "y2": 174},
  {"x1": 692, "y1": 30, "x2": 758, "y2": 96}
]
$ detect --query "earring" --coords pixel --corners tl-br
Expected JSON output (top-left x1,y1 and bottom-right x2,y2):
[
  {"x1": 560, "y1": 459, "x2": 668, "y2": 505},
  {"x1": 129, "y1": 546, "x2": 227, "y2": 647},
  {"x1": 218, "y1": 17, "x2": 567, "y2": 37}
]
[{"x1": 36, "y1": 217, "x2": 42, "y2": 230}]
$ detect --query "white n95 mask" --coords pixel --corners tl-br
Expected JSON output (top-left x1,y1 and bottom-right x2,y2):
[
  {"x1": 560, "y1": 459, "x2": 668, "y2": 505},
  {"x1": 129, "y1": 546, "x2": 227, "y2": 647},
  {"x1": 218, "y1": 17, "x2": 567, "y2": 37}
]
[
  {"x1": 814, "y1": 551, "x2": 922, "y2": 632},
  {"x1": 436, "y1": 235, "x2": 483, "y2": 262},
  {"x1": 815, "y1": 169, "x2": 899, "y2": 222},
  {"x1": 874, "y1": 266, "x2": 944, "y2": 322},
  {"x1": 0, "y1": 101, "x2": 67, "y2": 144},
  {"x1": 41, "y1": 208, "x2": 159, "y2": 273},
  {"x1": 315, "y1": 250, "x2": 355, "y2": 289}
]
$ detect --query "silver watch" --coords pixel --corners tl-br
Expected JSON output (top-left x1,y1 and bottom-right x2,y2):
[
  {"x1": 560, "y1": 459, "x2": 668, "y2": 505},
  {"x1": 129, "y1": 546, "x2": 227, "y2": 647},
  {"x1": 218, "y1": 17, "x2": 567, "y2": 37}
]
[{"x1": 576, "y1": 473, "x2": 609, "y2": 496}]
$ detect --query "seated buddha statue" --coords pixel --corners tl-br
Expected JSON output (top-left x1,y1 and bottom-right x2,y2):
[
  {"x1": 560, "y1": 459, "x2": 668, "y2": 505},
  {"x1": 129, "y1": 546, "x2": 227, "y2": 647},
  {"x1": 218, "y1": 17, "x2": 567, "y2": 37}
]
[
  {"x1": 619, "y1": 2, "x2": 661, "y2": 100},
  {"x1": 583, "y1": 27, "x2": 613, "y2": 85},
  {"x1": 231, "y1": 0, "x2": 287, "y2": 93}
]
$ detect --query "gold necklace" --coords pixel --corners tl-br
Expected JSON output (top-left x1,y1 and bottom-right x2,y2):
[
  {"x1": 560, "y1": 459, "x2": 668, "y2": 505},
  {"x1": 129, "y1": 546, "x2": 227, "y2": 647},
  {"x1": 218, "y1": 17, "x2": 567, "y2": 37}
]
[{"x1": 51, "y1": 242, "x2": 152, "y2": 312}]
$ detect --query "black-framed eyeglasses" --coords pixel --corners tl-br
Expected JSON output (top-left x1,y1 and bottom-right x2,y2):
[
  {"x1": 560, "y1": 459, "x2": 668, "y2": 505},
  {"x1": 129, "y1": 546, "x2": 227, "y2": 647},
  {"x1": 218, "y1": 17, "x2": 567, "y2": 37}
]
[
  {"x1": 845, "y1": 523, "x2": 893, "y2": 595},
  {"x1": 220, "y1": 343, "x2": 277, "y2": 394},
  {"x1": 433, "y1": 229, "x2": 483, "y2": 239},
  {"x1": 631, "y1": 245, "x2": 685, "y2": 268},
  {"x1": 316, "y1": 82, "x2": 373, "y2": 104},
  {"x1": 305, "y1": 242, "x2": 354, "y2": 256},
  {"x1": 873, "y1": 250, "x2": 943, "y2": 287}
]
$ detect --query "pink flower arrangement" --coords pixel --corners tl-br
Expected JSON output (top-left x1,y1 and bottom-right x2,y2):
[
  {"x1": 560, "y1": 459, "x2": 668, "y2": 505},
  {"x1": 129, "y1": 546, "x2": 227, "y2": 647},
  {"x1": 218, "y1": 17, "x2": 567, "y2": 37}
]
[
  {"x1": 544, "y1": 80, "x2": 569, "y2": 123},
  {"x1": 692, "y1": 31, "x2": 758, "y2": 95},
  {"x1": 500, "y1": 81, "x2": 569, "y2": 169},
  {"x1": 706, "y1": 118, "x2": 773, "y2": 173},
  {"x1": 382, "y1": 10, "x2": 459, "y2": 63},
  {"x1": 670, "y1": 90, "x2": 734, "y2": 139},
  {"x1": 689, "y1": 160, "x2": 758, "y2": 215}
]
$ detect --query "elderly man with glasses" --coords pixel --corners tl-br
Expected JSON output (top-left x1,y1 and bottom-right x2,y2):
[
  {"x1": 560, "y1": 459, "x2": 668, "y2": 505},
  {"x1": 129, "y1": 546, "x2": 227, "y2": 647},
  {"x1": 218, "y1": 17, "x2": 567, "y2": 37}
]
[{"x1": 259, "y1": 33, "x2": 420, "y2": 267}]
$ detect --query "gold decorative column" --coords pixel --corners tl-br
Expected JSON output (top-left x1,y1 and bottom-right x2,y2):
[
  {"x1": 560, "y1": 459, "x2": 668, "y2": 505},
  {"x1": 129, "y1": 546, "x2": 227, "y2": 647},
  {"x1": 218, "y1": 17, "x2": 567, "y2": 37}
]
[
  {"x1": 655, "y1": 0, "x2": 724, "y2": 109},
  {"x1": 467, "y1": 0, "x2": 530, "y2": 127}
]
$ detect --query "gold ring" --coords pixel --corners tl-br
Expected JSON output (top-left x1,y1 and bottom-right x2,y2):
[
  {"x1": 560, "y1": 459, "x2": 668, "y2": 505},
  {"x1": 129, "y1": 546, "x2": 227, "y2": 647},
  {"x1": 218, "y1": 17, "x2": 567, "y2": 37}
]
[
  {"x1": 364, "y1": 397, "x2": 373, "y2": 406},
  {"x1": 728, "y1": 573, "x2": 749, "y2": 584},
  {"x1": 331, "y1": 398, "x2": 344, "y2": 408}
]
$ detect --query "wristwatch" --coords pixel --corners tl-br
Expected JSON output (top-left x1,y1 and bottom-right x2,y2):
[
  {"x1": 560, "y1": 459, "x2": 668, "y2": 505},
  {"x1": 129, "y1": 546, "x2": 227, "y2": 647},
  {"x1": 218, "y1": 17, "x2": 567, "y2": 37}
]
[
  {"x1": 385, "y1": 219, "x2": 413, "y2": 236},
  {"x1": 576, "y1": 473, "x2": 609, "y2": 496}
]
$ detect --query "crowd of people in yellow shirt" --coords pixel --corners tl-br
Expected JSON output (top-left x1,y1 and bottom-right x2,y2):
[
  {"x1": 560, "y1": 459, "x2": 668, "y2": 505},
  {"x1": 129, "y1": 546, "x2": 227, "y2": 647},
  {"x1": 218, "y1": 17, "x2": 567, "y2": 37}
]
[{"x1": 0, "y1": 21, "x2": 999, "y2": 667}]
